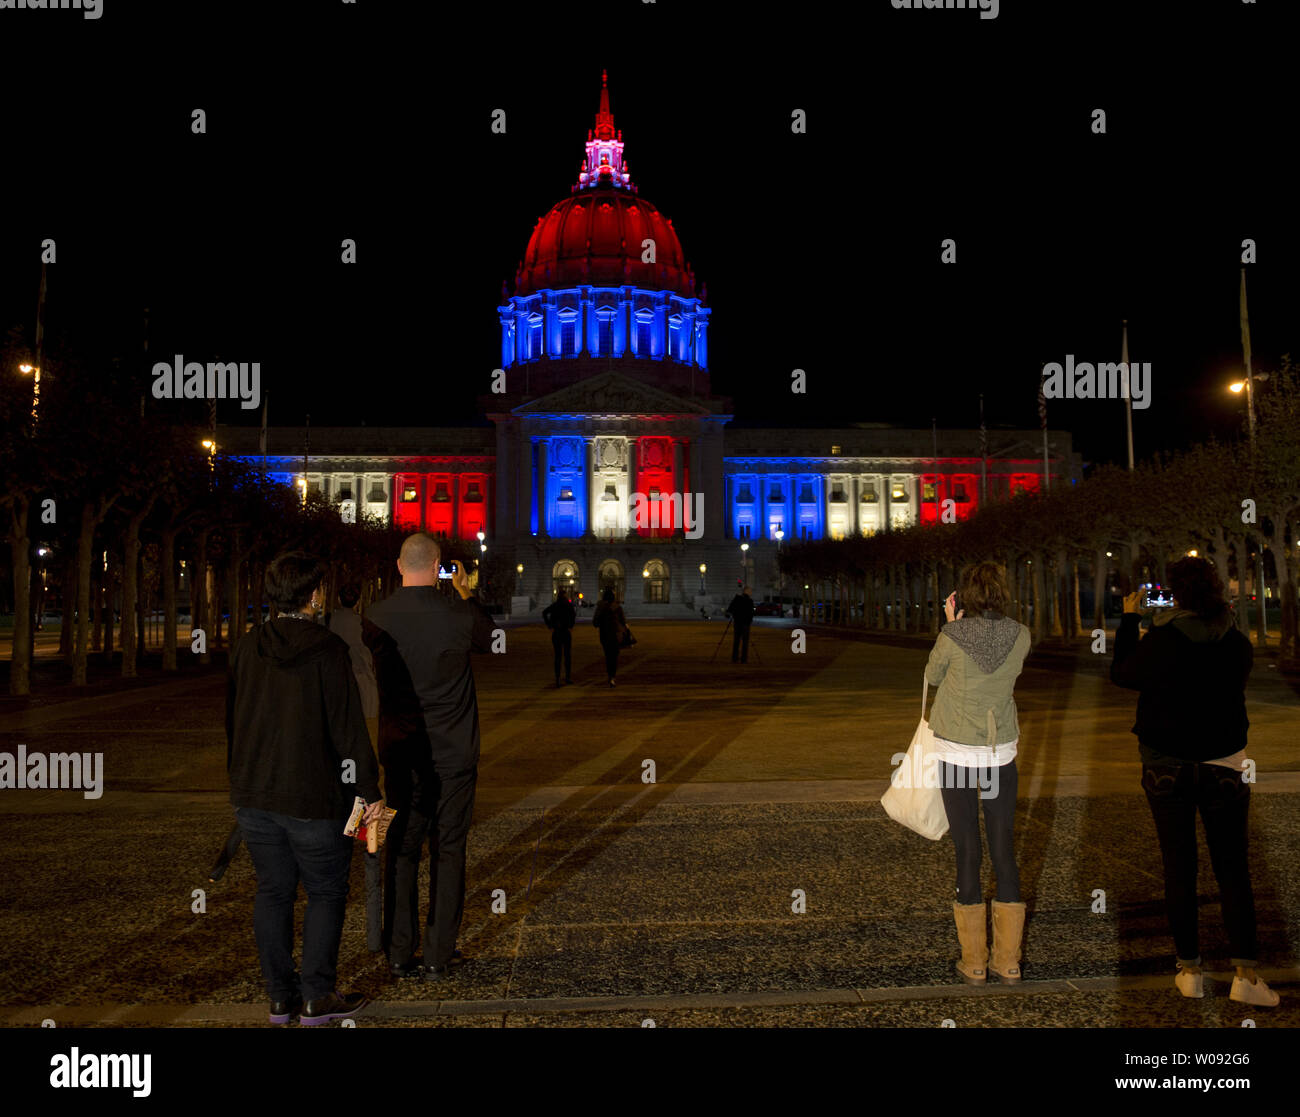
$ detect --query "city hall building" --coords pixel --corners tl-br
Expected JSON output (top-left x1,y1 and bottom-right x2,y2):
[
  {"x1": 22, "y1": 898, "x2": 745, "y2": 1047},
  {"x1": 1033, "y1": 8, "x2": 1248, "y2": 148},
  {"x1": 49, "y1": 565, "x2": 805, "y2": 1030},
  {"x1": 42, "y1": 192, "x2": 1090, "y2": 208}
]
[{"x1": 223, "y1": 74, "x2": 1079, "y2": 616}]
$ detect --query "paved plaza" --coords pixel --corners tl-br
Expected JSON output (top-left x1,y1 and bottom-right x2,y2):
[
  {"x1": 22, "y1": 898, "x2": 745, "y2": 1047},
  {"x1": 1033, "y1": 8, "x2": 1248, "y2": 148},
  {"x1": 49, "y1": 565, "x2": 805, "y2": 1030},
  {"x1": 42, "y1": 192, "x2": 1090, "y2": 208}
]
[{"x1": 1, "y1": 620, "x2": 1297, "y2": 1027}]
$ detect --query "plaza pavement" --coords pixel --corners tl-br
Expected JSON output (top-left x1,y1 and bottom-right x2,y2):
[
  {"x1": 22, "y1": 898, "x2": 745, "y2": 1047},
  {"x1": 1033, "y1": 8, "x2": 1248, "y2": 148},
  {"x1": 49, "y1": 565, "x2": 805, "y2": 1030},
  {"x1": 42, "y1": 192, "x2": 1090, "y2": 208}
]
[{"x1": 1, "y1": 619, "x2": 1297, "y2": 1027}]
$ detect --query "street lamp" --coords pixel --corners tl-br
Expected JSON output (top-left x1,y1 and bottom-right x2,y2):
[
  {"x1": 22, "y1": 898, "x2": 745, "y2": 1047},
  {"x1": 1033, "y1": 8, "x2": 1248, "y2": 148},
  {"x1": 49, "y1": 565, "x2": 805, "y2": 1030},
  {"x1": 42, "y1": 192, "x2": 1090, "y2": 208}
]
[
  {"x1": 698, "y1": 562, "x2": 707, "y2": 594},
  {"x1": 18, "y1": 363, "x2": 40, "y2": 428}
]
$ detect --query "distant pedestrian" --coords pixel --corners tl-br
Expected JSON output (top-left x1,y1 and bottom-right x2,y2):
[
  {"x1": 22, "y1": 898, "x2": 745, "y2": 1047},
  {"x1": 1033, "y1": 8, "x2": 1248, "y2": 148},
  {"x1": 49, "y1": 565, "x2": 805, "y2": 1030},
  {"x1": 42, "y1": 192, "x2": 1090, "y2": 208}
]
[
  {"x1": 925, "y1": 563, "x2": 1031, "y2": 986},
  {"x1": 227, "y1": 551, "x2": 385, "y2": 1026},
  {"x1": 1111, "y1": 557, "x2": 1278, "y2": 1006},
  {"x1": 542, "y1": 587, "x2": 576, "y2": 687},
  {"x1": 592, "y1": 587, "x2": 628, "y2": 687},
  {"x1": 725, "y1": 584, "x2": 756, "y2": 663},
  {"x1": 363, "y1": 533, "x2": 495, "y2": 983}
]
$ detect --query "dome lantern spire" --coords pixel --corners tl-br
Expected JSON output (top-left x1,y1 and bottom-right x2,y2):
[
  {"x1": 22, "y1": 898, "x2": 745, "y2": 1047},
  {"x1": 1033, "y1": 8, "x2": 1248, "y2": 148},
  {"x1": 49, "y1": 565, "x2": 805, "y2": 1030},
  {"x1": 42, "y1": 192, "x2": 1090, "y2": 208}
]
[{"x1": 575, "y1": 70, "x2": 635, "y2": 193}]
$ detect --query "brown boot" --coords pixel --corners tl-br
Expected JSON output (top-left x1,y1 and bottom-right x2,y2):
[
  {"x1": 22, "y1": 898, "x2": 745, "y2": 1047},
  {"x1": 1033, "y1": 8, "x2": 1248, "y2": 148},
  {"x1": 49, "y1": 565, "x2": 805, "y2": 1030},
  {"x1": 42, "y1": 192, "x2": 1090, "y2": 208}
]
[
  {"x1": 952, "y1": 901, "x2": 988, "y2": 985},
  {"x1": 990, "y1": 900, "x2": 1026, "y2": 983}
]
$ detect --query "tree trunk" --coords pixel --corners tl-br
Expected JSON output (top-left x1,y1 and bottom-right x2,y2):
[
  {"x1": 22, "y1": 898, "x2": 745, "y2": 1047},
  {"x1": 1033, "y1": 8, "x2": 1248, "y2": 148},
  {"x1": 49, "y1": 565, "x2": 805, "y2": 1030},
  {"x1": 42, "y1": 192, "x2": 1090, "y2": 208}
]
[
  {"x1": 7, "y1": 496, "x2": 33, "y2": 696},
  {"x1": 121, "y1": 509, "x2": 148, "y2": 678},
  {"x1": 1093, "y1": 547, "x2": 1108, "y2": 631},
  {"x1": 1070, "y1": 557, "x2": 1082, "y2": 637},
  {"x1": 1272, "y1": 538, "x2": 1296, "y2": 660},
  {"x1": 102, "y1": 548, "x2": 115, "y2": 659},
  {"x1": 1231, "y1": 535, "x2": 1249, "y2": 633},
  {"x1": 1254, "y1": 539, "x2": 1269, "y2": 648},
  {"x1": 1049, "y1": 551, "x2": 1064, "y2": 638},
  {"x1": 193, "y1": 529, "x2": 211, "y2": 665},
  {"x1": 1031, "y1": 554, "x2": 1046, "y2": 644},
  {"x1": 60, "y1": 552, "x2": 75, "y2": 660},
  {"x1": 91, "y1": 567, "x2": 103, "y2": 654},
  {"x1": 161, "y1": 528, "x2": 179, "y2": 672},
  {"x1": 73, "y1": 503, "x2": 96, "y2": 686}
]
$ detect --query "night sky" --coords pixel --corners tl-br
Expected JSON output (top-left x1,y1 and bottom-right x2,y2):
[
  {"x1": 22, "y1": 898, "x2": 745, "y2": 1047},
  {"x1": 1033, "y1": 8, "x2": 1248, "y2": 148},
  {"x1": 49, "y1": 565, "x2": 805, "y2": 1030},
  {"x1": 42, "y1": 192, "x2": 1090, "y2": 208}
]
[{"x1": 2, "y1": 2, "x2": 1294, "y2": 469}]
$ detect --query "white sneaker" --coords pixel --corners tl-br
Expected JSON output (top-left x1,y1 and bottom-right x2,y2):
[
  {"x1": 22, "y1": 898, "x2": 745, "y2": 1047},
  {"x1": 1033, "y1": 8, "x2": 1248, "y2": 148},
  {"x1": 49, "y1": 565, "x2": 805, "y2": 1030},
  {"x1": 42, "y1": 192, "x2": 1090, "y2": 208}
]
[
  {"x1": 1174, "y1": 965, "x2": 1204, "y2": 999},
  {"x1": 1230, "y1": 975, "x2": 1280, "y2": 1007}
]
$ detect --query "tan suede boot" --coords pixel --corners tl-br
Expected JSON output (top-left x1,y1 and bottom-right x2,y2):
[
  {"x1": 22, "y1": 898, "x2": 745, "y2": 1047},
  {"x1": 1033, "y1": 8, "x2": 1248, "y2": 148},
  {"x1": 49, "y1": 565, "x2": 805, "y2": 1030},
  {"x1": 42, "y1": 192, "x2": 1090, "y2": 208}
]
[
  {"x1": 990, "y1": 900, "x2": 1027, "y2": 983},
  {"x1": 952, "y1": 901, "x2": 988, "y2": 985}
]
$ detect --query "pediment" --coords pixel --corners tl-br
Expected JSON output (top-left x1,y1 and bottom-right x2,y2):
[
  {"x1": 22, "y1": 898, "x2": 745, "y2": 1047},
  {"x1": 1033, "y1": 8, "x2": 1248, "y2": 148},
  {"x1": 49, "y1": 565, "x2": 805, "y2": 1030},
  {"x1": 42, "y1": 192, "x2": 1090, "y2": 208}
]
[{"x1": 514, "y1": 372, "x2": 712, "y2": 417}]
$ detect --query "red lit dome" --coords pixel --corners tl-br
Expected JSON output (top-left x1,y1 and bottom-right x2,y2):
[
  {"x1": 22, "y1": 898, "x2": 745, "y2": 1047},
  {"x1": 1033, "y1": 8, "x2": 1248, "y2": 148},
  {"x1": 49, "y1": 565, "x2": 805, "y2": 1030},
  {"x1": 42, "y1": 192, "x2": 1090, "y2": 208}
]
[{"x1": 515, "y1": 189, "x2": 695, "y2": 297}]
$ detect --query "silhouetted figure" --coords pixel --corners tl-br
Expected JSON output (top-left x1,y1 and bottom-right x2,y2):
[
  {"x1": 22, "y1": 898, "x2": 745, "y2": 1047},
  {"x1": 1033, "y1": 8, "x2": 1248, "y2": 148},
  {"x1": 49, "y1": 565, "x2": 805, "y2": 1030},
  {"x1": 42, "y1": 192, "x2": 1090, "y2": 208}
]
[
  {"x1": 725, "y1": 585, "x2": 756, "y2": 663},
  {"x1": 1111, "y1": 556, "x2": 1279, "y2": 1007},
  {"x1": 363, "y1": 534, "x2": 494, "y2": 984},
  {"x1": 227, "y1": 551, "x2": 383, "y2": 1026},
  {"x1": 592, "y1": 587, "x2": 628, "y2": 687},
  {"x1": 542, "y1": 588, "x2": 576, "y2": 686}
]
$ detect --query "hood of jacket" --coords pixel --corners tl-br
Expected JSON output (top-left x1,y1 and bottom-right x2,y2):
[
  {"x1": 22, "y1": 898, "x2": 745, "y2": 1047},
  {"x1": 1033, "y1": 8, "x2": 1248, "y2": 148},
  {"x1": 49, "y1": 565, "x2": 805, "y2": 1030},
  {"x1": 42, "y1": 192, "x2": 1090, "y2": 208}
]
[
  {"x1": 254, "y1": 617, "x2": 338, "y2": 668},
  {"x1": 943, "y1": 612, "x2": 1024, "y2": 674},
  {"x1": 1151, "y1": 606, "x2": 1232, "y2": 642}
]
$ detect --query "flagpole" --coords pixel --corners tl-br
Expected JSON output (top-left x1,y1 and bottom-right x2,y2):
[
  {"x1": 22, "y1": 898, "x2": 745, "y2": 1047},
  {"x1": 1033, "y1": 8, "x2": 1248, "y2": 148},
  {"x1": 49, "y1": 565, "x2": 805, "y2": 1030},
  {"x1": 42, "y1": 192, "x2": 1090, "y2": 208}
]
[
  {"x1": 1038, "y1": 363, "x2": 1050, "y2": 492},
  {"x1": 979, "y1": 393, "x2": 988, "y2": 505},
  {"x1": 1122, "y1": 320, "x2": 1134, "y2": 471},
  {"x1": 1240, "y1": 267, "x2": 1267, "y2": 648}
]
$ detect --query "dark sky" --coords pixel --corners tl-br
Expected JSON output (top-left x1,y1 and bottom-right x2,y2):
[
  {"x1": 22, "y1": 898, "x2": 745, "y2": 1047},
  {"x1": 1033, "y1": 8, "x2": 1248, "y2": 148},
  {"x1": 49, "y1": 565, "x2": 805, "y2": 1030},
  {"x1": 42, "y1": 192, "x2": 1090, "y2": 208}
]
[{"x1": 2, "y1": 2, "x2": 1294, "y2": 468}]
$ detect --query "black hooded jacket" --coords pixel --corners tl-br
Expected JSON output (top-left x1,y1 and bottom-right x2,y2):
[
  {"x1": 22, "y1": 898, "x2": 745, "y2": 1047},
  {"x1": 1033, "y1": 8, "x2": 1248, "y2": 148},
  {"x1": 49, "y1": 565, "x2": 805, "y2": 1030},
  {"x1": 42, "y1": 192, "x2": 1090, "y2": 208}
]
[
  {"x1": 227, "y1": 617, "x2": 382, "y2": 818},
  {"x1": 1110, "y1": 608, "x2": 1252, "y2": 762}
]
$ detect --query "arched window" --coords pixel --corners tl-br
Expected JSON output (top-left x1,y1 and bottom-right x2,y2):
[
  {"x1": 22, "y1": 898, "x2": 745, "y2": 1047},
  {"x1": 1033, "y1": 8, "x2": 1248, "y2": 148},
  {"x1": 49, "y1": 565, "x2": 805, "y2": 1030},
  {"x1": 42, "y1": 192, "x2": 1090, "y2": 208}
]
[
  {"x1": 598, "y1": 559, "x2": 625, "y2": 605},
  {"x1": 552, "y1": 559, "x2": 579, "y2": 601},
  {"x1": 643, "y1": 559, "x2": 670, "y2": 604}
]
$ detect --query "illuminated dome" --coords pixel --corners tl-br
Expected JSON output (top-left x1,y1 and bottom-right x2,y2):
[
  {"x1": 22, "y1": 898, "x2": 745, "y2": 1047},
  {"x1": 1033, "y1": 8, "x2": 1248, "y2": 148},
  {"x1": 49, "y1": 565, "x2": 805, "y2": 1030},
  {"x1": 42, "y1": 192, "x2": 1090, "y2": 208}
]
[
  {"x1": 498, "y1": 72, "x2": 710, "y2": 374},
  {"x1": 516, "y1": 191, "x2": 694, "y2": 297}
]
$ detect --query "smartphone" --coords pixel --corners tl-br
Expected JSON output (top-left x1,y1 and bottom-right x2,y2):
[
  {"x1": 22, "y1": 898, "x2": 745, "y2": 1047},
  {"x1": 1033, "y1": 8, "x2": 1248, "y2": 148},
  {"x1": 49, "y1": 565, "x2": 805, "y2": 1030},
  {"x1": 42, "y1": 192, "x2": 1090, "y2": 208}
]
[
  {"x1": 1140, "y1": 582, "x2": 1173, "y2": 609},
  {"x1": 438, "y1": 561, "x2": 457, "y2": 580}
]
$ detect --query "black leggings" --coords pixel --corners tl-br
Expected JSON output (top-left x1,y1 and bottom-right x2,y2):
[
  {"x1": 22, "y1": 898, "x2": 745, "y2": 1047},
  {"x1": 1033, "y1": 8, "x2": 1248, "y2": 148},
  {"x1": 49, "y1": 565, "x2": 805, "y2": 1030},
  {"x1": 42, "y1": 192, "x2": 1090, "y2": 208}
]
[
  {"x1": 939, "y1": 759, "x2": 1020, "y2": 904},
  {"x1": 601, "y1": 640, "x2": 620, "y2": 679}
]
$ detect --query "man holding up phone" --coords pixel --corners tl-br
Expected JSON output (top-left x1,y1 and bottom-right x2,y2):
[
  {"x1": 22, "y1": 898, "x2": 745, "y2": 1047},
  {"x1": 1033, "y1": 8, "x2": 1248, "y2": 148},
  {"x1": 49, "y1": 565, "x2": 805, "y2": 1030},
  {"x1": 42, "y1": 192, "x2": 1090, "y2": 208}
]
[{"x1": 362, "y1": 532, "x2": 496, "y2": 981}]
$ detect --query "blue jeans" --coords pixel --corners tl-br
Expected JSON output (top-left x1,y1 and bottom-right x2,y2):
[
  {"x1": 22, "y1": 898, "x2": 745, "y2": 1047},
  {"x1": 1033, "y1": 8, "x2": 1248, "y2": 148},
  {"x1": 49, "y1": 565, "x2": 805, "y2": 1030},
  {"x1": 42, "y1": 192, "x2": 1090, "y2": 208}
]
[
  {"x1": 236, "y1": 807, "x2": 354, "y2": 1002},
  {"x1": 1142, "y1": 762, "x2": 1257, "y2": 967}
]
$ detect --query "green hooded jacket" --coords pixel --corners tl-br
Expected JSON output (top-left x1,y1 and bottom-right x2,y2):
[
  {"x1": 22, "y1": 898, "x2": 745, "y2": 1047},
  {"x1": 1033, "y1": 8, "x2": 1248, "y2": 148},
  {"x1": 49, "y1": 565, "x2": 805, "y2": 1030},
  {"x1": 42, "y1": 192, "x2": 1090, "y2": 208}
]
[{"x1": 925, "y1": 611, "x2": 1032, "y2": 746}]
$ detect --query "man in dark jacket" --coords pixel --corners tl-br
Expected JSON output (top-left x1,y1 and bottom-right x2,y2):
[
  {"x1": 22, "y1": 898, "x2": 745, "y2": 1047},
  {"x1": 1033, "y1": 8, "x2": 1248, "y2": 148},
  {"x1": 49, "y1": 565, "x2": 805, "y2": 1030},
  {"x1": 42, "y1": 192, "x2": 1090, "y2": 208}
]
[
  {"x1": 363, "y1": 533, "x2": 495, "y2": 981},
  {"x1": 726, "y1": 584, "x2": 756, "y2": 663},
  {"x1": 227, "y1": 551, "x2": 383, "y2": 1026},
  {"x1": 542, "y1": 587, "x2": 576, "y2": 686}
]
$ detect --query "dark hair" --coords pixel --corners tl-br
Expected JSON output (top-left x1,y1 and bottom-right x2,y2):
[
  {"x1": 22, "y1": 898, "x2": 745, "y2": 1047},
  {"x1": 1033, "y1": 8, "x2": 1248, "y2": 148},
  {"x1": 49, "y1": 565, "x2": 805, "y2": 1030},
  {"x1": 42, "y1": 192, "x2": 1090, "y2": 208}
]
[
  {"x1": 602, "y1": 587, "x2": 615, "y2": 603},
  {"x1": 266, "y1": 551, "x2": 326, "y2": 613},
  {"x1": 1166, "y1": 557, "x2": 1229, "y2": 624},
  {"x1": 338, "y1": 582, "x2": 361, "y2": 608},
  {"x1": 957, "y1": 562, "x2": 1011, "y2": 616}
]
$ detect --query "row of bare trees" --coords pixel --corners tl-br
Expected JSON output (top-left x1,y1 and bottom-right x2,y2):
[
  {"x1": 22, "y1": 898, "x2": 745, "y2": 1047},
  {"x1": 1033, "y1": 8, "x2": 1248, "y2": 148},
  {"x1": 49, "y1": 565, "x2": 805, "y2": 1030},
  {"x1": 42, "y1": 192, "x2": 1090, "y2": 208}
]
[
  {"x1": 781, "y1": 360, "x2": 1300, "y2": 660},
  {"x1": 1, "y1": 337, "x2": 418, "y2": 696}
]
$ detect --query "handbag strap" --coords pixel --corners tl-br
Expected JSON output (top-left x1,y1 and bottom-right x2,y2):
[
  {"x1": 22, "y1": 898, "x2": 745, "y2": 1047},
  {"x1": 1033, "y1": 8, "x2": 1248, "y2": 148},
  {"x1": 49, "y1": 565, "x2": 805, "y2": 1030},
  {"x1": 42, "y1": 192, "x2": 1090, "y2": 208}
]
[{"x1": 921, "y1": 675, "x2": 930, "y2": 720}]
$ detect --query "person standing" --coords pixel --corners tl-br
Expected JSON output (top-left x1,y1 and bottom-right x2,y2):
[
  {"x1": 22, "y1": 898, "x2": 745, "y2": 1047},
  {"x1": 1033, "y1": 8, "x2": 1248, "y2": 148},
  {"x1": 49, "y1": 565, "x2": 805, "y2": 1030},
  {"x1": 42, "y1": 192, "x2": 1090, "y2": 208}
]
[
  {"x1": 725, "y1": 584, "x2": 756, "y2": 663},
  {"x1": 227, "y1": 551, "x2": 384, "y2": 1026},
  {"x1": 542, "y1": 587, "x2": 576, "y2": 687},
  {"x1": 925, "y1": 563, "x2": 1031, "y2": 985},
  {"x1": 363, "y1": 533, "x2": 495, "y2": 982},
  {"x1": 1111, "y1": 557, "x2": 1279, "y2": 1006},
  {"x1": 592, "y1": 587, "x2": 628, "y2": 687}
]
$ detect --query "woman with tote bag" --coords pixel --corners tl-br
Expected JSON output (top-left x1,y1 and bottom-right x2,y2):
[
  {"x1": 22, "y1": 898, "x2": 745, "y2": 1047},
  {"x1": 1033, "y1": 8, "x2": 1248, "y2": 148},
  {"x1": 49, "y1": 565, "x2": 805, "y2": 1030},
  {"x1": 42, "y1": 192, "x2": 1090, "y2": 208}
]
[{"x1": 925, "y1": 563, "x2": 1031, "y2": 985}]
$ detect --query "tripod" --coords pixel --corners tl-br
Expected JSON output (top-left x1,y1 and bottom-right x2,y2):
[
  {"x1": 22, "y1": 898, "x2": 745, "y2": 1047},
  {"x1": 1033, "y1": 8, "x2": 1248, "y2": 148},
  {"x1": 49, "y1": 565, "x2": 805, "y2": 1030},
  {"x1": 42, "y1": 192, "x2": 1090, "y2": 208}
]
[{"x1": 709, "y1": 617, "x2": 762, "y2": 664}]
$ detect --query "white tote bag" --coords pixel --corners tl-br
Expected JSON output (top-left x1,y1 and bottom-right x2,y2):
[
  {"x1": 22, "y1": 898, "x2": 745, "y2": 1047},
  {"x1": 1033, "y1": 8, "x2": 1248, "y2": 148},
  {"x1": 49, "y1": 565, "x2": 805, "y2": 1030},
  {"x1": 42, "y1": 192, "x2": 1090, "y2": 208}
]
[{"x1": 880, "y1": 676, "x2": 949, "y2": 840}]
